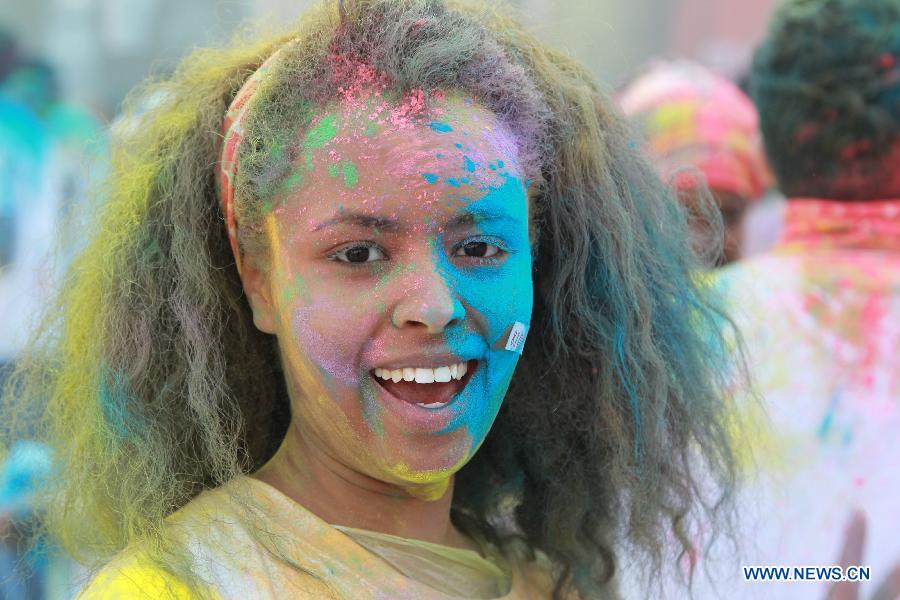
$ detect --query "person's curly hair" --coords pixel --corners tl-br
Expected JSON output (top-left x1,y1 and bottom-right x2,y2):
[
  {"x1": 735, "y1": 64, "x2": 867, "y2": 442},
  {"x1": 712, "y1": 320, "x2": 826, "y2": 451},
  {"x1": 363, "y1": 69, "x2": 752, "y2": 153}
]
[
  {"x1": 2, "y1": 1, "x2": 740, "y2": 597},
  {"x1": 750, "y1": 0, "x2": 900, "y2": 199}
]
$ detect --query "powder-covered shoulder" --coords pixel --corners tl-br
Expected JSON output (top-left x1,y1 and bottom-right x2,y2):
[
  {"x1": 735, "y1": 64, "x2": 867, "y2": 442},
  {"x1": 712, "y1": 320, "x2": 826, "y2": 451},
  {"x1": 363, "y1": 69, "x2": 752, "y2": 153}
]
[
  {"x1": 77, "y1": 551, "x2": 210, "y2": 600},
  {"x1": 78, "y1": 544, "x2": 339, "y2": 600}
]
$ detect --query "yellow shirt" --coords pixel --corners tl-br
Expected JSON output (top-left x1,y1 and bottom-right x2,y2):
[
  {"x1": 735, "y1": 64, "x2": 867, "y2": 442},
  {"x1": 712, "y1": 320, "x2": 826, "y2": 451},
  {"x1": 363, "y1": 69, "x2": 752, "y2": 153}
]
[{"x1": 79, "y1": 476, "x2": 556, "y2": 599}]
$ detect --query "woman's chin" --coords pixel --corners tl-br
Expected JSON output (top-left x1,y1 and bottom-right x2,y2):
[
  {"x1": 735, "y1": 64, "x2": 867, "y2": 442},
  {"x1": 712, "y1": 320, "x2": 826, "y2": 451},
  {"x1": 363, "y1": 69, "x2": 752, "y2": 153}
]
[
  {"x1": 400, "y1": 478, "x2": 453, "y2": 502},
  {"x1": 366, "y1": 443, "x2": 473, "y2": 499}
]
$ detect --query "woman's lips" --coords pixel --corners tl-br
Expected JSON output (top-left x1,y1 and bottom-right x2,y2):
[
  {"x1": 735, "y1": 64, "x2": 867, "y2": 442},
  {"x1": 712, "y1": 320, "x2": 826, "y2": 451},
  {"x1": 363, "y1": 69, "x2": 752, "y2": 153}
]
[{"x1": 371, "y1": 360, "x2": 478, "y2": 409}]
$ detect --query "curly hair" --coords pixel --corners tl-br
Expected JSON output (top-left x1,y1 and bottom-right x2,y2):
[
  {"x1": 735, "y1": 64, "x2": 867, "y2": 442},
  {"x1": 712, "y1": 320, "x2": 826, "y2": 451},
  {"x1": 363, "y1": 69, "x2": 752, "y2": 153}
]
[
  {"x1": 750, "y1": 0, "x2": 900, "y2": 199},
  {"x1": 2, "y1": 1, "x2": 740, "y2": 598}
]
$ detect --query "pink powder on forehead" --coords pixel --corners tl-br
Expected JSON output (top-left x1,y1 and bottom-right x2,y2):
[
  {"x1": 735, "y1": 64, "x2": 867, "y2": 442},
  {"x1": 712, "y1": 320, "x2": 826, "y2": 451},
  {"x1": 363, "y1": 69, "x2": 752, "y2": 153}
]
[
  {"x1": 326, "y1": 54, "x2": 438, "y2": 136},
  {"x1": 388, "y1": 88, "x2": 427, "y2": 130},
  {"x1": 328, "y1": 54, "x2": 391, "y2": 109}
]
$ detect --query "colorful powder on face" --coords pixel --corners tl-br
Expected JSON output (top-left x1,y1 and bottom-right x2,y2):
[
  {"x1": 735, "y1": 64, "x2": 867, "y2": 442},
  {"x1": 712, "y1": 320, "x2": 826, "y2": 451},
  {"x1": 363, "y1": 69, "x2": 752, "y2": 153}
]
[
  {"x1": 341, "y1": 161, "x2": 359, "y2": 188},
  {"x1": 278, "y1": 173, "x2": 305, "y2": 197},
  {"x1": 264, "y1": 93, "x2": 533, "y2": 491},
  {"x1": 305, "y1": 114, "x2": 339, "y2": 150},
  {"x1": 432, "y1": 173, "x2": 533, "y2": 453},
  {"x1": 428, "y1": 121, "x2": 453, "y2": 133},
  {"x1": 290, "y1": 274, "x2": 310, "y2": 303},
  {"x1": 389, "y1": 455, "x2": 470, "y2": 501}
]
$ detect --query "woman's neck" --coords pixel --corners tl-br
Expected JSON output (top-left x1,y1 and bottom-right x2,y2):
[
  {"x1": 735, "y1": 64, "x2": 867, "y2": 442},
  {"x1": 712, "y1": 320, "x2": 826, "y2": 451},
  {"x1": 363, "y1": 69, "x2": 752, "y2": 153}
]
[{"x1": 251, "y1": 426, "x2": 478, "y2": 552}]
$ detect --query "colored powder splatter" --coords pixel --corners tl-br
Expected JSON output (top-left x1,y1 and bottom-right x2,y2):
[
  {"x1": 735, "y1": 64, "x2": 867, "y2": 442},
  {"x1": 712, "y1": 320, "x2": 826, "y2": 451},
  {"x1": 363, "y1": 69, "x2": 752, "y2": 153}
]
[
  {"x1": 446, "y1": 178, "x2": 461, "y2": 187},
  {"x1": 342, "y1": 161, "x2": 359, "y2": 188},
  {"x1": 99, "y1": 368, "x2": 135, "y2": 440},
  {"x1": 291, "y1": 274, "x2": 310, "y2": 303},
  {"x1": 816, "y1": 389, "x2": 841, "y2": 442},
  {"x1": 279, "y1": 173, "x2": 304, "y2": 195},
  {"x1": 387, "y1": 89, "x2": 427, "y2": 130},
  {"x1": 463, "y1": 156, "x2": 476, "y2": 173},
  {"x1": 432, "y1": 173, "x2": 534, "y2": 456},
  {"x1": 364, "y1": 121, "x2": 379, "y2": 137},
  {"x1": 327, "y1": 164, "x2": 339, "y2": 178},
  {"x1": 428, "y1": 121, "x2": 453, "y2": 133},
  {"x1": 422, "y1": 173, "x2": 440, "y2": 184},
  {"x1": 305, "y1": 114, "x2": 339, "y2": 150}
]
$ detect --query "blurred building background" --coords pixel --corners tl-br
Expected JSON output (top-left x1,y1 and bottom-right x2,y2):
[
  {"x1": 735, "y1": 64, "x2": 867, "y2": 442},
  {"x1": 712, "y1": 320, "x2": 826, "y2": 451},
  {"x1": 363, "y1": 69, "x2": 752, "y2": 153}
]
[{"x1": 1, "y1": 0, "x2": 782, "y2": 118}]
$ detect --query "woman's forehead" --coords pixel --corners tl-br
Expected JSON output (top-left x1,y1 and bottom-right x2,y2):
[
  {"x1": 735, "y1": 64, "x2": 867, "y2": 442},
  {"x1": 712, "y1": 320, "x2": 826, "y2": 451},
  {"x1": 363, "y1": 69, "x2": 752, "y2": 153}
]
[
  {"x1": 269, "y1": 89, "x2": 527, "y2": 228},
  {"x1": 317, "y1": 88, "x2": 520, "y2": 165}
]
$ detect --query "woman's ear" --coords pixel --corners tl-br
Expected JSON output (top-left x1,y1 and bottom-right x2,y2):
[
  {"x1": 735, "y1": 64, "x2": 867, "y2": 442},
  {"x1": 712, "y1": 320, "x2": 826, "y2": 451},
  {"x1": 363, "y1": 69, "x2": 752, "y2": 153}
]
[{"x1": 240, "y1": 257, "x2": 279, "y2": 335}]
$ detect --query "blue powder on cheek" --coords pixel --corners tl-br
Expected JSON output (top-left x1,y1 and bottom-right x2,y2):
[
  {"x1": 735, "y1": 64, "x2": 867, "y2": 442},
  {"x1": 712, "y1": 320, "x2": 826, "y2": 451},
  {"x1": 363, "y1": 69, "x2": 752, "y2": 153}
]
[
  {"x1": 463, "y1": 155, "x2": 477, "y2": 173},
  {"x1": 429, "y1": 121, "x2": 454, "y2": 133},
  {"x1": 434, "y1": 173, "x2": 534, "y2": 450},
  {"x1": 422, "y1": 173, "x2": 441, "y2": 184}
]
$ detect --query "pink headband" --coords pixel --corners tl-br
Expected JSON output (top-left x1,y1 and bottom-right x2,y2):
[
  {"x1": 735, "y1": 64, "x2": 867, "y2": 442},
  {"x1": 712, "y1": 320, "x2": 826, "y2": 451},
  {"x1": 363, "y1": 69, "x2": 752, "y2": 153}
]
[{"x1": 217, "y1": 47, "x2": 289, "y2": 275}]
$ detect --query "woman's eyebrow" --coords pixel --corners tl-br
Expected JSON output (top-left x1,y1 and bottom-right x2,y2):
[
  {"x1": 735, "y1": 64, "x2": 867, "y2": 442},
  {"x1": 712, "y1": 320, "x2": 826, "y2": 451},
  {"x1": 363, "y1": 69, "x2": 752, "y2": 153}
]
[
  {"x1": 310, "y1": 208, "x2": 521, "y2": 233},
  {"x1": 310, "y1": 213, "x2": 404, "y2": 233},
  {"x1": 444, "y1": 209, "x2": 522, "y2": 229}
]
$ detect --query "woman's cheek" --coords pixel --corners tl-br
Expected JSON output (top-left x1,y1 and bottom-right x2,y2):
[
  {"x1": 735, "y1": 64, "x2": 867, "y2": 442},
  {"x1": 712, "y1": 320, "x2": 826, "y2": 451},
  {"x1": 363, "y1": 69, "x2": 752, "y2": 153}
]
[
  {"x1": 285, "y1": 293, "x2": 372, "y2": 388},
  {"x1": 480, "y1": 253, "x2": 534, "y2": 345}
]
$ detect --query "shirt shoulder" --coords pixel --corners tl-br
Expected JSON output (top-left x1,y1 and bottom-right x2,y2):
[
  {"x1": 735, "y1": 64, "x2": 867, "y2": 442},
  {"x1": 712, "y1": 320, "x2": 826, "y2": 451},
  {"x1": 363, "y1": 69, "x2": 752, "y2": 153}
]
[
  {"x1": 77, "y1": 552, "x2": 210, "y2": 600},
  {"x1": 78, "y1": 548, "x2": 337, "y2": 600}
]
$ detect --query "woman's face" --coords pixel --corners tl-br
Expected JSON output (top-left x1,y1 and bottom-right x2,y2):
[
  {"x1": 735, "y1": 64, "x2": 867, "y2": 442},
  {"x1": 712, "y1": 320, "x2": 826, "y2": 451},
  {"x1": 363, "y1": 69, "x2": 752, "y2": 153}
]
[{"x1": 244, "y1": 91, "x2": 533, "y2": 499}]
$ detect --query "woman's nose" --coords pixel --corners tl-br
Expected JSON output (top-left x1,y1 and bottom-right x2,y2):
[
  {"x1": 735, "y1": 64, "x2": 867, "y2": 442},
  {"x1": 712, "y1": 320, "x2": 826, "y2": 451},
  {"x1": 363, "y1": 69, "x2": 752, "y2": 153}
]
[{"x1": 390, "y1": 264, "x2": 465, "y2": 334}]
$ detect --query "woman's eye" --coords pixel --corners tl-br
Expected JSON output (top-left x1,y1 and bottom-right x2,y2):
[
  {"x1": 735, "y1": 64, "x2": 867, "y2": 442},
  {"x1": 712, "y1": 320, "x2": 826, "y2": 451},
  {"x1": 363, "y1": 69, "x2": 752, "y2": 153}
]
[
  {"x1": 454, "y1": 241, "x2": 500, "y2": 259},
  {"x1": 330, "y1": 244, "x2": 387, "y2": 264}
]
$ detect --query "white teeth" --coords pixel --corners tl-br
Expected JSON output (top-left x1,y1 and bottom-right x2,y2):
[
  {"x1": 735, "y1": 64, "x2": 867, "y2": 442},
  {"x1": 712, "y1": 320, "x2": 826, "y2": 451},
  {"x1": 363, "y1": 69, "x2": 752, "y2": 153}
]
[
  {"x1": 373, "y1": 361, "x2": 471, "y2": 383},
  {"x1": 414, "y1": 368, "x2": 435, "y2": 384},
  {"x1": 433, "y1": 366, "x2": 452, "y2": 382},
  {"x1": 416, "y1": 401, "x2": 449, "y2": 409}
]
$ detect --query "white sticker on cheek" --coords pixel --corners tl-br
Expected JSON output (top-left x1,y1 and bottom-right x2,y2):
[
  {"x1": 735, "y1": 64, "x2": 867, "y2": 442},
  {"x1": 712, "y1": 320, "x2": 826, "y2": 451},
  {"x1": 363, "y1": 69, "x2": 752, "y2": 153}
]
[{"x1": 505, "y1": 321, "x2": 528, "y2": 355}]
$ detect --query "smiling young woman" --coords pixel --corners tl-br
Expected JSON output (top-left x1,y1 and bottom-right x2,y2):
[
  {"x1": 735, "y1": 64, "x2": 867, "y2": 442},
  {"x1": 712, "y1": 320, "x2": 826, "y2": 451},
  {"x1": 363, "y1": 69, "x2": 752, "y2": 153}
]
[{"x1": 1, "y1": 1, "x2": 741, "y2": 598}]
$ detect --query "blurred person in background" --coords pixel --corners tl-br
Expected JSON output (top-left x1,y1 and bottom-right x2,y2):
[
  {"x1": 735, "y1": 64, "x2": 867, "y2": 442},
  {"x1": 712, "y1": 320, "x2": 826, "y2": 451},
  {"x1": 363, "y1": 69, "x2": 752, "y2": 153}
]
[
  {"x1": 0, "y1": 26, "x2": 106, "y2": 600},
  {"x1": 618, "y1": 60, "x2": 772, "y2": 267},
  {"x1": 710, "y1": 0, "x2": 900, "y2": 597},
  {"x1": 0, "y1": 32, "x2": 56, "y2": 600}
]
